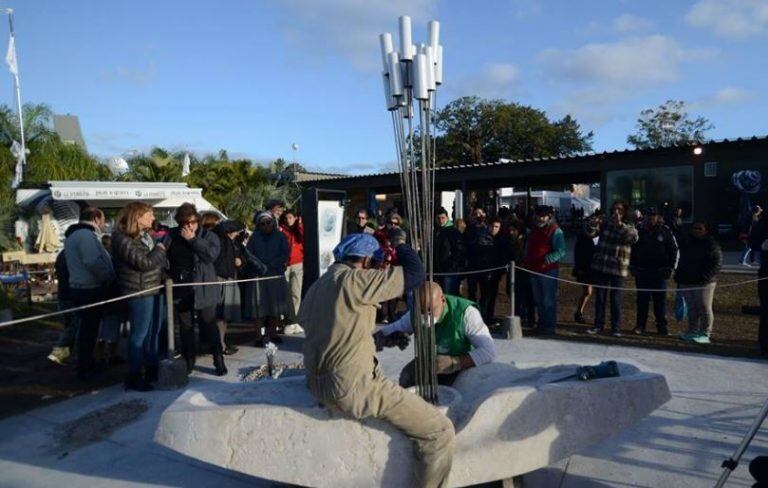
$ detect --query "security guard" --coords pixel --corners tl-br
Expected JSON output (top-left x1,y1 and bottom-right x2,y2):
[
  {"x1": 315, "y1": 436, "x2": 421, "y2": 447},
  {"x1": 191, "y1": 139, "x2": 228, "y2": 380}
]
[
  {"x1": 377, "y1": 281, "x2": 496, "y2": 387},
  {"x1": 298, "y1": 233, "x2": 455, "y2": 488}
]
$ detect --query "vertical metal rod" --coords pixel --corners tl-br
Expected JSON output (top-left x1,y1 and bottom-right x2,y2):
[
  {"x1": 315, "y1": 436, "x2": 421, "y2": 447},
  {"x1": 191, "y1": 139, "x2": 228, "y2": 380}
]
[
  {"x1": 7, "y1": 11, "x2": 26, "y2": 174},
  {"x1": 165, "y1": 279, "x2": 175, "y2": 355},
  {"x1": 509, "y1": 261, "x2": 516, "y2": 317}
]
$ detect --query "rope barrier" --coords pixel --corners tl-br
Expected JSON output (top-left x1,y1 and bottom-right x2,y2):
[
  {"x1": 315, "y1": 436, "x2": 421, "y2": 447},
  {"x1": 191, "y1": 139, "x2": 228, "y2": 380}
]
[
  {"x1": 516, "y1": 266, "x2": 768, "y2": 292},
  {"x1": 0, "y1": 274, "x2": 286, "y2": 329},
  {"x1": 433, "y1": 264, "x2": 510, "y2": 276}
]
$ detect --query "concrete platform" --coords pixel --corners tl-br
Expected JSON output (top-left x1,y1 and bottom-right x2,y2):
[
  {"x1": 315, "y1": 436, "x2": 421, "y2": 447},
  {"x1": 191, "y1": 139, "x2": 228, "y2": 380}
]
[{"x1": 1, "y1": 336, "x2": 767, "y2": 487}]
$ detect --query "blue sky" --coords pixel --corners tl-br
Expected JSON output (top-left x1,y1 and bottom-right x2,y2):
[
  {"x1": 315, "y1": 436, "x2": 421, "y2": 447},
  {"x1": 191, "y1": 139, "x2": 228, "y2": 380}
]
[{"x1": 8, "y1": 0, "x2": 768, "y2": 174}]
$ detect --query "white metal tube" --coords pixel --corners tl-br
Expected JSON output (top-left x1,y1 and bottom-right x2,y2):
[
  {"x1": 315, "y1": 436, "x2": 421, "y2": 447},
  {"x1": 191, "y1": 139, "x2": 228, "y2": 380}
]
[
  {"x1": 379, "y1": 33, "x2": 393, "y2": 73},
  {"x1": 412, "y1": 53, "x2": 429, "y2": 100},
  {"x1": 382, "y1": 72, "x2": 395, "y2": 111},
  {"x1": 428, "y1": 20, "x2": 440, "y2": 49},
  {"x1": 434, "y1": 44, "x2": 443, "y2": 85},
  {"x1": 425, "y1": 45, "x2": 436, "y2": 92},
  {"x1": 399, "y1": 16, "x2": 413, "y2": 61},
  {"x1": 387, "y1": 51, "x2": 404, "y2": 96}
]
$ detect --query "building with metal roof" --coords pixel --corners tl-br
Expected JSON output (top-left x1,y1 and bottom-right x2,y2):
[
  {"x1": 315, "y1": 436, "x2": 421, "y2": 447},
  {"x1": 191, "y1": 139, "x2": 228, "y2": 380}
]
[{"x1": 301, "y1": 136, "x2": 768, "y2": 237}]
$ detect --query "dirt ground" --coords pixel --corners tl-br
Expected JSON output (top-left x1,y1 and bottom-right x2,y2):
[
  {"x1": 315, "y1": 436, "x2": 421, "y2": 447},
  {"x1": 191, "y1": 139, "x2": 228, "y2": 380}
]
[{"x1": 0, "y1": 266, "x2": 763, "y2": 420}]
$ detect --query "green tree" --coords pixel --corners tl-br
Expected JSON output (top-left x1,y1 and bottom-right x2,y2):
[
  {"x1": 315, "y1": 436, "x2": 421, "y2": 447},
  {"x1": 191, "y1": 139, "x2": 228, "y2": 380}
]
[
  {"x1": 627, "y1": 100, "x2": 714, "y2": 149},
  {"x1": 433, "y1": 96, "x2": 593, "y2": 166}
]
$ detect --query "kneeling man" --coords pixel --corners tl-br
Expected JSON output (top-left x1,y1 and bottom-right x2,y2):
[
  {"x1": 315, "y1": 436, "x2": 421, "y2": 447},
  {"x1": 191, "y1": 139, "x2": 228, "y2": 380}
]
[{"x1": 377, "y1": 281, "x2": 496, "y2": 387}]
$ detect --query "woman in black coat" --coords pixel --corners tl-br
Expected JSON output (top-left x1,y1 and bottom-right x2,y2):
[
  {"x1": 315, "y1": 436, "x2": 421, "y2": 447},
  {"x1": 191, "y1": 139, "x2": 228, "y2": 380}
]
[
  {"x1": 112, "y1": 202, "x2": 167, "y2": 391},
  {"x1": 572, "y1": 216, "x2": 600, "y2": 323},
  {"x1": 675, "y1": 221, "x2": 722, "y2": 344}
]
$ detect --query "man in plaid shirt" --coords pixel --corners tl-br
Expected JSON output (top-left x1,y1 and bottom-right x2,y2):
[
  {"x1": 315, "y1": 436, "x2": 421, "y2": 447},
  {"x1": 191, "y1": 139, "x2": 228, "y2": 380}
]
[{"x1": 587, "y1": 200, "x2": 639, "y2": 337}]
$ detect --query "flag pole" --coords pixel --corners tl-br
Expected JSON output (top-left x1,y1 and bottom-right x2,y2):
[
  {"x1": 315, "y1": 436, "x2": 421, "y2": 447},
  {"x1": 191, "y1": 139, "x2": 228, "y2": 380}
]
[{"x1": 6, "y1": 9, "x2": 26, "y2": 172}]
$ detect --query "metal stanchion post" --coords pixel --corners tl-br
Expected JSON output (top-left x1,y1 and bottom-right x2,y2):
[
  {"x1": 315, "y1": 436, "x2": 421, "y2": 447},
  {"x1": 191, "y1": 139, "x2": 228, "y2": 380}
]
[
  {"x1": 505, "y1": 261, "x2": 522, "y2": 340},
  {"x1": 157, "y1": 278, "x2": 188, "y2": 390},
  {"x1": 165, "y1": 278, "x2": 175, "y2": 354}
]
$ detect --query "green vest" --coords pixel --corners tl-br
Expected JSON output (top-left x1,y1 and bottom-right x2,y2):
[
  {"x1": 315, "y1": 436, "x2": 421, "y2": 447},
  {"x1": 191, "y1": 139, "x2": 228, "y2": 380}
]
[{"x1": 434, "y1": 295, "x2": 476, "y2": 356}]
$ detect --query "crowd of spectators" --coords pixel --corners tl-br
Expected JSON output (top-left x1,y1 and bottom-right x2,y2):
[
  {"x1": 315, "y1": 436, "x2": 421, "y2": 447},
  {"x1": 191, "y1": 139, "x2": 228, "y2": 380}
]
[
  {"x1": 349, "y1": 200, "x2": 736, "y2": 346},
  {"x1": 47, "y1": 198, "x2": 305, "y2": 390},
  {"x1": 44, "y1": 196, "x2": 768, "y2": 389}
]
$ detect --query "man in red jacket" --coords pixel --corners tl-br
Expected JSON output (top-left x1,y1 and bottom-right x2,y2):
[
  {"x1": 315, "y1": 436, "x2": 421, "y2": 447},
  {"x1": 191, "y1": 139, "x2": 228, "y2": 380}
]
[{"x1": 523, "y1": 206, "x2": 566, "y2": 335}]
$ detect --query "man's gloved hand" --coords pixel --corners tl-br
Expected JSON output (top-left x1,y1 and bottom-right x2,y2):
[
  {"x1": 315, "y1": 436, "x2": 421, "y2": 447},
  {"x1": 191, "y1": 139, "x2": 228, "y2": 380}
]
[
  {"x1": 372, "y1": 331, "x2": 411, "y2": 352},
  {"x1": 435, "y1": 355, "x2": 462, "y2": 374}
]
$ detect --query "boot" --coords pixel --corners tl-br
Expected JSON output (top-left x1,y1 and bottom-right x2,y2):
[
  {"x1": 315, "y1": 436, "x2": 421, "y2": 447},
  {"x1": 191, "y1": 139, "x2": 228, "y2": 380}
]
[
  {"x1": 125, "y1": 372, "x2": 154, "y2": 392},
  {"x1": 145, "y1": 364, "x2": 159, "y2": 383},
  {"x1": 212, "y1": 344, "x2": 228, "y2": 377},
  {"x1": 180, "y1": 328, "x2": 197, "y2": 374}
]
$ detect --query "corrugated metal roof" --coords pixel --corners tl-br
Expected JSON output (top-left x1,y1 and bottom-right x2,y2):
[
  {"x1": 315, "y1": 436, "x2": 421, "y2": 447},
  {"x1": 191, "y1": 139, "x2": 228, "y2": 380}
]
[{"x1": 300, "y1": 135, "x2": 768, "y2": 183}]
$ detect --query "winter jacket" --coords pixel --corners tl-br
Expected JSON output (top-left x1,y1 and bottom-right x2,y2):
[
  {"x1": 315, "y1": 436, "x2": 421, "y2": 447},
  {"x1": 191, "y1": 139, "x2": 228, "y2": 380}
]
[
  {"x1": 474, "y1": 230, "x2": 507, "y2": 275},
  {"x1": 280, "y1": 221, "x2": 304, "y2": 266},
  {"x1": 466, "y1": 222, "x2": 488, "y2": 269},
  {"x1": 591, "y1": 221, "x2": 639, "y2": 278},
  {"x1": 246, "y1": 229, "x2": 289, "y2": 277},
  {"x1": 674, "y1": 234, "x2": 722, "y2": 285},
  {"x1": 573, "y1": 227, "x2": 597, "y2": 280},
  {"x1": 111, "y1": 230, "x2": 167, "y2": 295},
  {"x1": 523, "y1": 223, "x2": 565, "y2": 273},
  {"x1": 55, "y1": 251, "x2": 71, "y2": 301},
  {"x1": 434, "y1": 224, "x2": 467, "y2": 273},
  {"x1": 166, "y1": 227, "x2": 222, "y2": 309},
  {"x1": 213, "y1": 228, "x2": 238, "y2": 279},
  {"x1": 630, "y1": 223, "x2": 678, "y2": 277},
  {"x1": 63, "y1": 223, "x2": 116, "y2": 289}
]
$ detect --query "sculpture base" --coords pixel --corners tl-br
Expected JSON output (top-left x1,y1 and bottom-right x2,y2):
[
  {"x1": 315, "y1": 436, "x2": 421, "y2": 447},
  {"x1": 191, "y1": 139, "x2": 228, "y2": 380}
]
[{"x1": 155, "y1": 362, "x2": 670, "y2": 487}]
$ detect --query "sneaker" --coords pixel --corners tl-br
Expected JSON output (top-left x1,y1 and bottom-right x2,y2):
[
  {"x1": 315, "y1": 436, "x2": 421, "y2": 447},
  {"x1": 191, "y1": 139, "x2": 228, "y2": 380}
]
[
  {"x1": 47, "y1": 346, "x2": 70, "y2": 365},
  {"x1": 692, "y1": 333, "x2": 711, "y2": 344},
  {"x1": 283, "y1": 323, "x2": 304, "y2": 335},
  {"x1": 586, "y1": 327, "x2": 601, "y2": 335},
  {"x1": 656, "y1": 329, "x2": 670, "y2": 337},
  {"x1": 633, "y1": 327, "x2": 644, "y2": 335},
  {"x1": 679, "y1": 331, "x2": 697, "y2": 341},
  {"x1": 574, "y1": 312, "x2": 587, "y2": 324},
  {"x1": 612, "y1": 331, "x2": 623, "y2": 338}
]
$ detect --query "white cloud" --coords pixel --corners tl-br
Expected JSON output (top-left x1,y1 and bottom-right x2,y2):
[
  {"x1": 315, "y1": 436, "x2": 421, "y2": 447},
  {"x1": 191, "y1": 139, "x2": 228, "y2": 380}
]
[
  {"x1": 453, "y1": 62, "x2": 521, "y2": 99},
  {"x1": 691, "y1": 86, "x2": 758, "y2": 109},
  {"x1": 686, "y1": 0, "x2": 768, "y2": 38},
  {"x1": 540, "y1": 35, "x2": 712, "y2": 87},
  {"x1": 101, "y1": 61, "x2": 157, "y2": 86},
  {"x1": 612, "y1": 14, "x2": 654, "y2": 34},
  {"x1": 276, "y1": 0, "x2": 437, "y2": 71}
]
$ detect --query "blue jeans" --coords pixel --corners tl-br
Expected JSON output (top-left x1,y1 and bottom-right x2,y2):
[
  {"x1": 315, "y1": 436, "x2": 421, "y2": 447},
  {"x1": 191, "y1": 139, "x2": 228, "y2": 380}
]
[
  {"x1": 127, "y1": 294, "x2": 163, "y2": 374},
  {"x1": 594, "y1": 273, "x2": 624, "y2": 331},
  {"x1": 530, "y1": 268, "x2": 558, "y2": 332}
]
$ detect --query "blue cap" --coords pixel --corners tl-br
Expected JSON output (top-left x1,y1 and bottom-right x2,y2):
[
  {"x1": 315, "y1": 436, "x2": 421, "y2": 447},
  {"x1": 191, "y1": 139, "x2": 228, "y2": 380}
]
[{"x1": 333, "y1": 233, "x2": 380, "y2": 262}]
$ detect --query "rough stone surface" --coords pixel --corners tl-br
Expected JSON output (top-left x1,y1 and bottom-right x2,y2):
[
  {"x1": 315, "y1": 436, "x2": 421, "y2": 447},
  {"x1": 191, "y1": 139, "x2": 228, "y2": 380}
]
[
  {"x1": 154, "y1": 361, "x2": 670, "y2": 487},
  {"x1": 155, "y1": 357, "x2": 188, "y2": 391}
]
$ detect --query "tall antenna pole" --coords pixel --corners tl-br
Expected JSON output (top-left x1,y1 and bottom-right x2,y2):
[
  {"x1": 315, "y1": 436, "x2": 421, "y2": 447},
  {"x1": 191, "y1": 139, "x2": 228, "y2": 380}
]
[
  {"x1": 380, "y1": 16, "x2": 443, "y2": 404},
  {"x1": 7, "y1": 9, "x2": 25, "y2": 168}
]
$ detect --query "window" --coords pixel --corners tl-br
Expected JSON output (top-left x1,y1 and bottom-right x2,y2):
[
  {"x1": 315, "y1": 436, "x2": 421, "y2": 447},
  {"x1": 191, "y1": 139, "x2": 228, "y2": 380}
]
[
  {"x1": 606, "y1": 165, "x2": 693, "y2": 220},
  {"x1": 704, "y1": 161, "x2": 717, "y2": 177}
]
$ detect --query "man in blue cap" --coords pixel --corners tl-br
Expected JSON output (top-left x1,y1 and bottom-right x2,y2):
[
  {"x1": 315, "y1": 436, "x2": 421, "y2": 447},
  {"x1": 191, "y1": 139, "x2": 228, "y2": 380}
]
[{"x1": 299, "y1": 233, "x2": 455, "y2": 488}]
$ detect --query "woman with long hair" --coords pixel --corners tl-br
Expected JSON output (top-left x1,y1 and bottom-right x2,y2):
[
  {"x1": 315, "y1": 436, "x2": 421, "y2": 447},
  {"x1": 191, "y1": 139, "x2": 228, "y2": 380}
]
[{"x1": 112, "y1": 202, "x2": 167, "y2": 391}]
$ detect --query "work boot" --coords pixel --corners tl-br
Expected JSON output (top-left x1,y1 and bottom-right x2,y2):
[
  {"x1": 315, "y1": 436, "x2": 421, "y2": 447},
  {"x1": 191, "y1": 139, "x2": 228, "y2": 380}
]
[
  {"x1": 145, "y1": 365, "x2": 159, "y2": 383},
  {"x1": 180, "y1": 328, "x2": 197, "y2": 373},
  {"x1": 125, "y1": 372, "x2": 154, "y2": 392},
  {"x1": 47, "y1": 346, "x2": 70, "y2": 365},
  {"x1": 212, "y1": 345, "x2": 228, "y2": 377}
]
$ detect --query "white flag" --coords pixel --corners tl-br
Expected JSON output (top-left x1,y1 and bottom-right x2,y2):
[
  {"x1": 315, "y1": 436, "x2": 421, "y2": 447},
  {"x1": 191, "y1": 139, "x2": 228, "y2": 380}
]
[
  {"x1": 182, "y1": 152, "x2": 191, "y2": 177},
  {"x1": 5, "y1": 35, "x2": 17, "y2": 76},
  {"x1": 10, "y1": 158, "x2": 21, "y2": 189},
  {"x1": 9, "y1": 140, "x2": 22, "y2": 160}
]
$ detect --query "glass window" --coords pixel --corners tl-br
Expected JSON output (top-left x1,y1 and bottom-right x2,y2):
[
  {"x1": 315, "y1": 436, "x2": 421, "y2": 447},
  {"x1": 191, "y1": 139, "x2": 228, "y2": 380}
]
[{"x1": 606, "y1": 165, "x2": 693, "y2": 220}]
